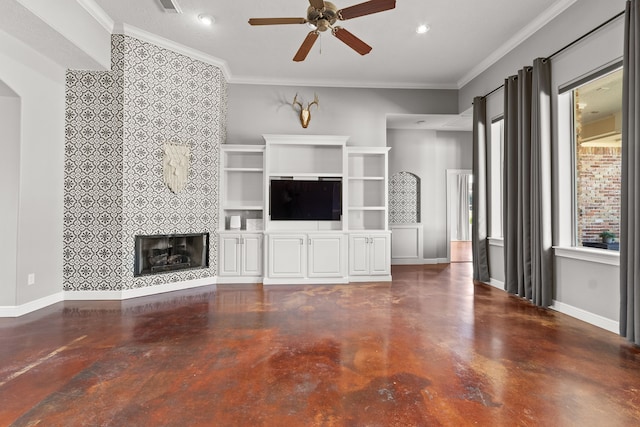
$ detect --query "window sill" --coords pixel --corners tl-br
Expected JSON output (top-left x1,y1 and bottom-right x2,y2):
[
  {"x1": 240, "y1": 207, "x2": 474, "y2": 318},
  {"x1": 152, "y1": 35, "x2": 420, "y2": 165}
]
[
  {"x1": 488, "y1": 237, "x2": 503, "y2": 247},
  {"x1": 553, "y1": 246, "x2": 620, "y2": 266}
]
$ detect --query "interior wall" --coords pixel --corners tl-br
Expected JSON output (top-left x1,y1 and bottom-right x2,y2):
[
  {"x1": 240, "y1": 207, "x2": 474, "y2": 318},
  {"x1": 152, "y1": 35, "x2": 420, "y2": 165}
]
[
  {"x1": 465, "y1": 1, "x2": 625, "y2": 329},
  {"x1": 0, "y1": 29, "x2": 66, "y2": 306},
  {"x1": 3, "y1": 0, "x2": 112, "y2": 70},
  {"x1": 458, "y1": 0, "x2": 626, "y2": 112},
  {"x1": 64, "y1": 35, "x2": 226, "y2": 292},
  {"x1": 0, "y1": 90, "x2": 20, "y2": 306},
  {"x1": 227, "y1": 85, "x2": 458, "y2": 147},
  {"x1": 387, "y1": 129, "x2": 473, "y2": 262}
]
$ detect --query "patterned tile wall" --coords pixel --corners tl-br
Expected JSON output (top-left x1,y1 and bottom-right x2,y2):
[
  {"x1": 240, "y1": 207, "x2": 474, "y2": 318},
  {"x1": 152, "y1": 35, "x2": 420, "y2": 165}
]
[
  {"x1": 64, "y1": 35, "x2": 225, "y2": 292},
  {"x1": 389, "y1": 172, "x2": 420, "y2": 224}
]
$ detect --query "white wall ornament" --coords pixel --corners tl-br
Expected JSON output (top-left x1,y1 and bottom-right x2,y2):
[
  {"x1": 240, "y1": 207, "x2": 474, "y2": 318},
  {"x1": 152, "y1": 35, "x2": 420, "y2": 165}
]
[{"x1": 163, "y1": 141, "x2": 191, "y2": 193}]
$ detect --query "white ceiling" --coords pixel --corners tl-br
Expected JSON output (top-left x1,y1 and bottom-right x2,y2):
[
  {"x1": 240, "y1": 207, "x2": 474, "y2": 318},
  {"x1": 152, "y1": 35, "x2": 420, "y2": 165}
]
[{"x1": 90, "y1": 0, "x2": 576, "y2": 89}]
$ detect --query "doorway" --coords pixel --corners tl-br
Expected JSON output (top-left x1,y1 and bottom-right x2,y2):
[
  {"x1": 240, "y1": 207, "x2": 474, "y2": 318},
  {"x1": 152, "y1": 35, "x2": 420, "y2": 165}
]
[{"x1": 446, "y1": 169, "x2": 473, "y2": 263}]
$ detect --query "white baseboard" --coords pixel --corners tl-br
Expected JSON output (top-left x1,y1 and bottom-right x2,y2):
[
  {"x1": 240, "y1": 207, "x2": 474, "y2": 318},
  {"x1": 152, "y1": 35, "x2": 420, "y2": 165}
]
[
  {"x1": 392, "y1": 258, "x2": 423, "y2": 265},
  {"x1": 551, "y1": 300, "x2": 619, "y2": 334},
  {"x1": 216, "y1": 277, "x2": 263, "y2": 285},
  {"x1": 489, "y1": 279, "x2": 504, "y2": 290},
  {"x1": 64, "y1": 277, "x2": 217, "y2": 301},
  {"x1": 392, "y1": 258, "x2": 448, "y2": 265},
  {"x1": 0, "y1": 292, "x2": 64, "y2": 317}
]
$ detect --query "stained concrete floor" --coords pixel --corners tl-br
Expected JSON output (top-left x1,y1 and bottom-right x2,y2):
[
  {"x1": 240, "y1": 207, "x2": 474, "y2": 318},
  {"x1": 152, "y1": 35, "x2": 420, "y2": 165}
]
[{"x1": 1, "y1": 263, "x2": 640, "y2": 426}]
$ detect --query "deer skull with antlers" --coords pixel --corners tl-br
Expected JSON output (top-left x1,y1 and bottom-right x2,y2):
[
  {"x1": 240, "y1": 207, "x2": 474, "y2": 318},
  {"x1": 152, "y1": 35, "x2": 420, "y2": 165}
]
[{"x1": 292, "y1": 93, "x2": 319, "y2": 128}]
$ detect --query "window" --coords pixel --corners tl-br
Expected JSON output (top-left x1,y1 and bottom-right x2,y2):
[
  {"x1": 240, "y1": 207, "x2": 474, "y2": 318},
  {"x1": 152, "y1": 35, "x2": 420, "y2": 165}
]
[
  {"x1": 571, "y1": 68, "x2": 623, "y2": 250},
  {"x1": 489, "y1": 117, "x2": 504, "y2": 238}
]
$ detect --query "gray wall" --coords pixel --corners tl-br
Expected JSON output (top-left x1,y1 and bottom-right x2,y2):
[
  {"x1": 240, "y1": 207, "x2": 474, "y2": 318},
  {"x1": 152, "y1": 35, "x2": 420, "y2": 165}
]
[
  {"x1": 387, "y1": 129, "x2": 473, "y2": 261},
  {"x1": 465, "y1": 0, "x2": 626, "y2": 329},
  {"x1": 459, "y1": 0, "x2": 626, "y2": 112},
  {"x1": 0, "y1": 94, "x2": 20, "y2": 306},
  {"x1": 228, "y1": 85, "x2": 458, "y2": 146},
  {"x1": 0, "y1": 30, "x2": 66, "y2": 306}
]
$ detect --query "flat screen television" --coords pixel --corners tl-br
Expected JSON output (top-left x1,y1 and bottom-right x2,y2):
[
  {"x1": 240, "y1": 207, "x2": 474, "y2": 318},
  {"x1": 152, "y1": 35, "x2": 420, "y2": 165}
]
[{"x1": 270, "y1": 179, "x2": 342, "y2": 221}]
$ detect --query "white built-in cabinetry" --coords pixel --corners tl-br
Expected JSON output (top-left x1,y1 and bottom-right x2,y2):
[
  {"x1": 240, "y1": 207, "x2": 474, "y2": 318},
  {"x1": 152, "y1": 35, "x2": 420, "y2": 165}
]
[
  {"x1": 218, "y1": 145, "x2": 265, "y2": 283},
  {"x1": 266, "y1": 233, "x2": 346, "y2": 283},
  {"x1": 218, "y1": 135, "x2": 391, "y2": 285},
  {"x1": 348, "y1": 233, "x2": 391, "y2": 279},
  {"x1": 219, "y1": 233, "x2": 263, "y2": 280}
]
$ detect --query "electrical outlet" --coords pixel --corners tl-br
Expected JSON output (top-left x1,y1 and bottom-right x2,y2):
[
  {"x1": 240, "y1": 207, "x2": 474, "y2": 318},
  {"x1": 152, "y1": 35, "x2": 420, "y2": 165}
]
[{"x1": 27, "y1": 273, "x2": 35, "y2": 285}]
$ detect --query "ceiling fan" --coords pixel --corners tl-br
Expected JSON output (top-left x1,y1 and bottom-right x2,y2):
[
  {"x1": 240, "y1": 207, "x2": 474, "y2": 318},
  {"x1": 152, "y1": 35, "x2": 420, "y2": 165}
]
[{"x1": 248, "y1": 0, "x2": 396, "y2": 62}]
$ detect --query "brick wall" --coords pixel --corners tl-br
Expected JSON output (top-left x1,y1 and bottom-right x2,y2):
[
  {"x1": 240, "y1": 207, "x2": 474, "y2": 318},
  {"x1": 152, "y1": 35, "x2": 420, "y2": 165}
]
[{"x1": 576, "y1": 146, "x2": 621, "y2": 244}]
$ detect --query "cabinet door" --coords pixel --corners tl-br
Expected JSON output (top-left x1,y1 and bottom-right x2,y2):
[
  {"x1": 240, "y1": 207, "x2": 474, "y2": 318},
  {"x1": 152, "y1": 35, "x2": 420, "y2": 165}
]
[
  {"x1": 308, "y1": 234, "x2": 345, "y2": 278},
  {"x1": 219, "y1": 234, "x2": 241, "y2": 276},
  {"x1": 349, "y1": 234, "x2": 370, "y2": 276},
  {"x1": 268, "y1": 234, "x2": 306, "y2": 278},
  {"x1": 241, "y1": 234, "x2": 263, "y2": 276},
  {"x1": 369, "y1": 234, "x2": 391, "y2": 275}
]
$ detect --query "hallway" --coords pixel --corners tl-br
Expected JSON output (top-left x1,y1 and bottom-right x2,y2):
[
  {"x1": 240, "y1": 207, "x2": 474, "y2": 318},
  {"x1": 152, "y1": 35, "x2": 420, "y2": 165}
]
[{"x1": 1, "y1": 264, "x2": 639, "y2": 426}]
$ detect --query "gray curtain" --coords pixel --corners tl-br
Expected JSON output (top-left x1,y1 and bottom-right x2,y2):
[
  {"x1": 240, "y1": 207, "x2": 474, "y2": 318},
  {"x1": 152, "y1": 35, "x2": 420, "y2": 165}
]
[
  {"x1": 621, "y1": 0, "x2": 640, "y2": 344},
  {"x1": 503, "y1": 59, "x2": 553, "y2": 307},
  {"x1": 457, "y1": 174, "x2": 471, "y2": 241},
  {"x1": 504, "y1": 76, "x2": 519, "y2": 295},
  {"x1": 472, "y1": 96, "x2": 490, "y2": 282},
  {"x1": 530, "y1": 58, "x2": 553, "y2": 307}
]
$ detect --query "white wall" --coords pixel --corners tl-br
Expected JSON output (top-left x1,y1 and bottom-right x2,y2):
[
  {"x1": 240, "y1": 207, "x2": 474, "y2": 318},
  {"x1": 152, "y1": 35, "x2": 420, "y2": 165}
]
[
  {"x1": 0, "y1": 29, "x2": 66, "y2": 306},
  {"x1": 387, "y1": 129, "x2": 472, "y2": 261},
  {"x1": 0, "y1": 91, "x2": 20, "y2": 306},
  {"x1": 228, "y1": 84, "x2": 458, "y2": 147},
  {"x1": 1, "y1": 0, "x2": 112, "y2": 70},
  {"x1": 462, "y1": 0, "x2": 626, "y2": 331}
]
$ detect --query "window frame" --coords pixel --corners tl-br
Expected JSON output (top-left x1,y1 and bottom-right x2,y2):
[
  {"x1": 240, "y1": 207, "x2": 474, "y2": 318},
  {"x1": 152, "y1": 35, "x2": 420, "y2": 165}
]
[
  {"x1": 489, "y1": 115, "x2": 504, "y2": 239},
  {"x1": 559, "y1": 61, "x2": 623, "y2": 250}
]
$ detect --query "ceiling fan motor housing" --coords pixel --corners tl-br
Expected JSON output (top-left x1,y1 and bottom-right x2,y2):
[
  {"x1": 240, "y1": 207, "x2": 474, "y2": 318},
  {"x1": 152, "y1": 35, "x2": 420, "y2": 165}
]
[{"x1": 307, "y1": 2, "x2": 338, "y2": 31}]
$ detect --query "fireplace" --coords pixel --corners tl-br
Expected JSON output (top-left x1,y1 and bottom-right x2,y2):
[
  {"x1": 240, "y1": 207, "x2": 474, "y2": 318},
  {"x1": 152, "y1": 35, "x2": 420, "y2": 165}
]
[{"x1": 134, "y1": 233, "x2": 209, "y2": 277}]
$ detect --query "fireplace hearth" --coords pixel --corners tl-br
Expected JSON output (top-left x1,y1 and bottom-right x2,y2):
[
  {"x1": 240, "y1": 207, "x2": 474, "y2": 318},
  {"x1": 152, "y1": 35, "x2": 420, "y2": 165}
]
[{"x1": 134, "y1": 233, "x2": 209, "y2": 277}]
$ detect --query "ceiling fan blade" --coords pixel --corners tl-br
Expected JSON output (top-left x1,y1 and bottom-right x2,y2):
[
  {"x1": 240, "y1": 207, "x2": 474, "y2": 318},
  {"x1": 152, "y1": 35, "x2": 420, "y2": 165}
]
[
  {"x1": 248, "y1": 17, "x2": 307, "y2": 25},
  {"x1": 338, "y1": 0, "x2": 396, "y2": 20},
  {"x1": 309, "y1": 0, "x2": 326, "y2": 10},
  {"x1": 293, "y1": 31, "x2": 320, "y2": 62},
  {"x1": 333, "y1": 27, "x2": 372, "y2": 55}
]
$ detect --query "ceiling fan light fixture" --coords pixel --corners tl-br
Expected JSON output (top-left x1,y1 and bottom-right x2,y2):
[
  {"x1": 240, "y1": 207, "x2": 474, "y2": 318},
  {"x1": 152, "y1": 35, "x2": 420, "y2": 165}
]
[
  {"x1": 198, "y1": 14, "x2": 215, "y2": 26},
  {"x1": 416, "y1": 24, "x2": 430, "y2": 34}
]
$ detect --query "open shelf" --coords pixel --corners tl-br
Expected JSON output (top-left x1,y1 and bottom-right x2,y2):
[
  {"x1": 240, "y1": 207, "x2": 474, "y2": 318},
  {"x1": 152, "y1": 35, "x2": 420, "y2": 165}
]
[
  {"x1": 348, "y1": 152, "x2": 386, "y2": 178},
  {"x1": 348, "y1": 179, "x2": 385, "y2": 208},
  {"x1": 221, "y1": 144, "x2": 265, "y2": 232},
  {"x1": 348, "y1": 210, "x2": 387, "y2": 230},
  {"x1": 224, "y1": 147, "x2": 264, "y2": 169}
]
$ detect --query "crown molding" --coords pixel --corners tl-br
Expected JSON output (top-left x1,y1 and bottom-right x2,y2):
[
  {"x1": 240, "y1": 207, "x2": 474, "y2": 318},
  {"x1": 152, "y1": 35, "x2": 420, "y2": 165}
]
[
  {"x1": 113, "y1": 23, "x2": 232, "y2": 81},
  {"x1": 228, "y1": 75, "x2": 458, "y2": 90},
  {"x1": 457, "y1": 0, "x2": 578, "y2": 89},
  {"x1": 76, "y1": 0, "x2": 115, "y2": 33}
]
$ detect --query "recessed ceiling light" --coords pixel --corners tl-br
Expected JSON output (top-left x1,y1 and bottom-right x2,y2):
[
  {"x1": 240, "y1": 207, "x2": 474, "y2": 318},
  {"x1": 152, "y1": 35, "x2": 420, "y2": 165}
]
[
  {"x1": 198, "y1": 14, "x2": 215, "y2": 26},
  {"x1": 416, "y1": 24, "x2": 430, "y2": 34}
]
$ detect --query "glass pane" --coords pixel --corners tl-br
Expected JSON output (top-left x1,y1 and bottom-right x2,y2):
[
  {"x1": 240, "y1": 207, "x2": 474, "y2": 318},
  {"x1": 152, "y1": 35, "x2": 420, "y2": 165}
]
[{"x1": 573, "y1": 68, "x2": 622, "y2": 250}]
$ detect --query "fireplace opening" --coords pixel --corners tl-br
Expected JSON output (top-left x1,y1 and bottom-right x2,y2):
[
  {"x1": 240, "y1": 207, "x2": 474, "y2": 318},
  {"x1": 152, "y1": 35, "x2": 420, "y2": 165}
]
[{"x1": 134, "y1": 233, "x2": 209, "y2": 277}]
